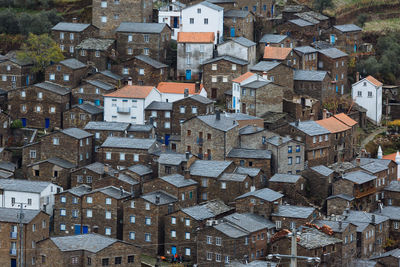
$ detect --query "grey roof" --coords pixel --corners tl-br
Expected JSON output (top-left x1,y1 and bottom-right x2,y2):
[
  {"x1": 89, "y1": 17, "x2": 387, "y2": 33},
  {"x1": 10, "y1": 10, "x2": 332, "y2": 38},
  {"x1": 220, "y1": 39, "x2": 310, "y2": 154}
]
[
  {"x1": 269, "y1": 173, "x2": 302, "y2": 183},
  {"x1": 289, "y1": 19, "x2": 314, "y2": 27},
  {"x1": 28, "y1": 157, "x2": 76, "y2": 169},
  {"x1": 345, "y1": 210, "x2": 389, "y2": 225},
  {"x1": 117, "y1": 173, "x2": 139, "y2": 185},
  {"x1": 219, "y1": 173, "x2": 247, "y2": 182},
  {"x1": 326, "y1": 194, "x2": 355, "y2": 201},
  {"x1": 224, "y1": 213, "x2": 275, "y2": 232},
  {"x1": 34, "y1": 82, "x2": 70, "y2": 95},
  {"x1": 86, "y1": 79, "x2": 115, "y2": 91},
  {"x1": 228, "y1": 113, "x2": 261, "y2": 121},
  {"x1": 283, "y1": 5, "x2": 303, "y2": 12},
  {"x1": 127, "y1": 164, "x2": 153, "y2": 176},
  {"x1": 342, "y1": 170, "x2": 376, "y2": 184},
  {"x1": 241, "y1": 80, "x2": 271, "y2": 89},
  {"x1": 160, "y1": 173, "x2": 197, "y2": 187},
  {"x1": 0, "y1": 179, "x2": 53, "y2": 193},
  {"x1": 227, "y1": 148, "x2": 271, "y2": 159},
  {"x1": 0, "y1": 161, "x2": 16, "y2": 172},
  {"x1": 181, "y1": 199, "x2": 232, "y2": 220},
  {"x1": 228, "y1": 261, "x2": 277, "y2": 267},
  {"x1": 99, "y1": 70, "x2": 123, "y2": 81},
  {"x1": 297, "y1": 228, "x2": 342, "y2": 249},
  {"x1": 214, "y1": 222, "x2": 248, "y2": 238},
  {"x1": 50, "y1": 234, "x2": 119, "y2": 253},
  {"x1": 202, "y1": 55, "x2": 248, "y2": 66},
  {"x1": 116, "y1": 22, "x2": 167, "y2": 33},
  {"x1": 187, "y1": 94, "x2": 214, "y2": 104},
  {"x1": 370, "y1": 248, "x2": 400, "y2": 260},
  {"x1": 235, "y1": 166, "x2": 261, "y2": 177},
  {"x1": 62, "y1": 128, "x2": 93, "y2": 139},
  {"x1": 82, "y1": 162, "x2": 112, "y2": 175},
  {"x1": 236, "y1": 187, "x2": 283, "y2": 202},
  {"x1": 199, "y1": 1, "x2": 224, "y2": 11},
  {"x1": 231, "y1": 37, "x2": 256, "y2": 47},
  {"x1": 238, "y1": 125, "x2": 264, "y2": 135},
  {"x1": 145, "y1": 101, "x2": 173, "y2": 111},
  {"x1": 355, "y1": 158, "x2": 392, "y2": 168},
  {"x1": 294, "y1": 70, "x2": 328, "y2": 81},
  {"x1": 224, "y1": 10, "x2": 250, "y2": 18},
  {"x1": 60, "y1": 58, "x2": 87, "y2": 69},
  {"x1": 385, "y1": 181, "x2": 400, "y2": 192},
  {"x1": 127, "y1": 124, "x2": 153, "y2": 132},
  {"x1": 334, "y1": 24, "x2": 362, "y2": 33},
  {"x1": 135, "y1": 54, "x2": 167, "y2": 69},
  {"x1": 259, "y1": 34, "x2": 287, "y2": 43},
  {"x1": 197, "y1": 114, "x2": 238, "y2": 132},
  {"x1": 301, "y1": 11, "x2": 329, "y2": 21},
  {"x1": 250, "y1": 61, "x2": 281, "y2": 72},
  {"x1": 73, "y1": 103, "x2": 103, "y2": 115},
  {"x1": 294, "y1": 46, "x2": 318, "y2": 54},
  {"x1": 90, "y1": 186, "x2": 130, "y2": 199},
  {"x1": 272, "y1": 205, "x2": 315, "y2": 219},
  {"x1": 52, "y1": 22, "x2": 91, "y2": 32},
  {"x1": 141, "y1": 190, "x2": 177, "y2": 205},
  {"x1": 84, "y1": 121, "x2": 130, "y2": 131},
  {"x1": 0, "y1": 170, "x2": 13, "y2": 178},
  {"x1": 318, "y1": 48, "x2": 348, "y2": 59},
  {"x1": 314, "y1": 220, "x2": 352, "y2": 233},
  {"x1": 158, "y1": 153, "x2": 190, "y2": 165},
  {"x1": 64, "y1": 184, "x2": 92, "y2": 196},
  {"x1": 76, "y1": 38, "x2": 114, "y2": 51},
  {"x1": 353, "y1": 260, "x2": 377, "y2": 267},
  {"x1": 311, "y1": 165, "x2": 334, "y2": 176},
  {"x1": 189, "y1": 160, "x2": 232, "y2": 178},
  {"x1": 289, "y1": 120, "x2": 330, "y2": 136},
  {"x1": 360, "y1": 162, "x2": 387, "y2": 174},
  {"x1": 295, "y1": 12, "x2": 320, "y2": 24},
  {"x1": 374, "y1": 206, "x2": 400, "y2": 220},
  {"x1": 0, "y1": 208, "x2": 41, "y2": 223},
  {"x1": 101, "y1": 137, "x2": 155, "y2": 150},
  {"x1": 266, "y1": 136, "x2": 292, "y2": 146}
]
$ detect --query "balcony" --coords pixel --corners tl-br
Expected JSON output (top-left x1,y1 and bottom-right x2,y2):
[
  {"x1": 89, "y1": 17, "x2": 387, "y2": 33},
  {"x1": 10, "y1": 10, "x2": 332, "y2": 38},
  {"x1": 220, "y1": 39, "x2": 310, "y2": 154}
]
[
  {"x1": 10, "y1": 232, "x2": 17, "y2": 239},
  {"x1": 10, "y1": 249, "x2": 16, "y2": 256},
  {"x1": 196, "y1": 137, "x2": 203, "y2": 146},
  {"x1": 355, "y1": 187, "x2": 376, "y2": 199},
  {"x1": 117, "y1": 107, "x2": 130, "y2": 114}
]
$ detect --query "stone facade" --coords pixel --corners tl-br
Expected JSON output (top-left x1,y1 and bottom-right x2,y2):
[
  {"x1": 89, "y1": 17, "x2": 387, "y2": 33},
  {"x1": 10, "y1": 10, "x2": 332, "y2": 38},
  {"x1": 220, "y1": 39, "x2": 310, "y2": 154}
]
[
  {"x1": 75, "y1": 39, "x2": 115, "y2": 71},
  {"x1": 0, "y1": 57, "x2": 36, "y2": 91},
  {"x1": 71, "y1": 80, "x2": 116, "y2": 106},
  {"x1": 294, "y1": 72, "x2": 334, "y2": 101},
  {"x1": 318, "y1": 51, "x2": 348, "y2": 95},
  {"x1": 241, "y1": 82, "x2": 284, "y2": 116},
  {"x1": 63, "y1": 105, "x2": 103, "y2": 129},
  {"x1": 223, "y1": 11, "x2": 255, "y2": 41},
  {"x1": 283, "y1": 96, "x2": 320, "y2": 121},
  {"x1": 144, "y1": 103, "x2": 172, "y2": 142},
  {"x1": 27, "y1": 160, "x2": 75, "y2": 189},
  {"x1": 131, "y1": 56, "x2": 168, "y2": 86},
  {"x1": 251, "y1": 63, "x2": 294, "y2": 90},
  {"x1": 45, "y1": 60, "x2": 88, "y2": 88}
]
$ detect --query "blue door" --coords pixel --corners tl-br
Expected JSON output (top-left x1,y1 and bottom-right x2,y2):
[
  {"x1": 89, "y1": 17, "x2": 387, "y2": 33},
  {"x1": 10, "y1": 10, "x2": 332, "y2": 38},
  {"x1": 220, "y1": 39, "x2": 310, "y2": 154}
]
[
  {"x1": 82, "y1": 225, "x2": 88, "y2": 234},
  {"x1": 171, "y1": 246, "x2": 177, "y2": 256},
  {"x1": 185, "y1": 70, "x2": 191, "y2": 80},
  {"x1": 330, "y1": 34, "x2": 335, "y2": 44},
  {"x1": 165, "y1": 134, "x2": 170, "y2": 145},
  {"x1": 79, "y1": 98, "x2": 83, "y2": 104},
  {"x1": 230, "y1": 27, "x2": 235, "y2": 37},
  {"x1": 173, "y1": 17, "x2": 178, "y2": 28},
  {"x1": 95, "y1": 99, "x2": 101, "y2": 106},
  {"x1": 45, "y1": 118, "x2": 50, "y2": 129},
  {"x1": 336, "y1": 85, "x2": 339, "y2": 93},
  {"x1": 26, "y1": 75, "x2": 29, "y2": 86},
  {"x1": 11, "y1": 259, "x2": 16, "y2": 267},
  {"x1": 21, "y1": 118, "x2": 26, "y2": 127},
  {"x1": 354, "y1": 43, "x2": 357, "y2": 52},
  {"x1": 74, "y1": 224, "x2": 81, "y2": 235},
  {"x1": 271, "y1": 4, "x2": 274, "y2": 16}
]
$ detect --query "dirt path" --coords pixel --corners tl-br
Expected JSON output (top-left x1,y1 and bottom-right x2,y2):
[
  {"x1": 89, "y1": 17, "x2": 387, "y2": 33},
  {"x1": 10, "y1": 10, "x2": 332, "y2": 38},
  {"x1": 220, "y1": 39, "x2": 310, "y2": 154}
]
[{"x1": 360, "y1": 127, "x2": 387, "y2": 148}]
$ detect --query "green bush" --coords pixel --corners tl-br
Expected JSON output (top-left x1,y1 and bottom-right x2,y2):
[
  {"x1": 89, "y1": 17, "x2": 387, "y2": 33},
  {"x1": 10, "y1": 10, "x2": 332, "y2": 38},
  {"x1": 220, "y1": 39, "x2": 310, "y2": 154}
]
[{"x1": 11, "y1": 119, "x2": 23, "y2": 129}]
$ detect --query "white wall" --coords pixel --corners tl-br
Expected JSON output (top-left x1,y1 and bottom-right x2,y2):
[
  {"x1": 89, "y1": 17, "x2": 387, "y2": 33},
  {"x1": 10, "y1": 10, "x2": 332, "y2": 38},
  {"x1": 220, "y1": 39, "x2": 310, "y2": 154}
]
[
  {"x1": 218, "y1": 41, "x2": 249, "y2": 63},
  {"x1": 177, "y1": 43, "x2": 214, "y2": 78},
  {"x1": 158, "y1": 10, "x2": 182, "y2": 40},
  {"x1": 160, "y1": 88, "x2": 207, "y2": 102},
  {"x1": 232, "y1": 74, "x2": 269, "y2": 113},
  {"x1": 352, "y1": 80, "x2": 382, "y2": 124}
]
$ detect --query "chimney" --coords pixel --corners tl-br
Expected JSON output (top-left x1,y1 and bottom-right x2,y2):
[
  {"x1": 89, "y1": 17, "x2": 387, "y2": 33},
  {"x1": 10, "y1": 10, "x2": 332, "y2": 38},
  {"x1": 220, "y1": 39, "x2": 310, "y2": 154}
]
[
  {"x1": 72, "y1": 17, "x2": 78, "y2": 23},
  {"x1": 371, "y1": 214, "x2": 376, "y2": 224},
  {"x1": 216, "y1": 110, "x2": 221, "y2": 120},
  {"x1": 338, "y1": 220, "x2": 342, "y2": 231},
  {"x1": 184, "y1": 169, "x2": 191, "y2": 180},
  {"x1": 204, "y1": 152, "x2": 208, "y2": 160},
  {"x1": 253, "y1": 124, "x2": 258, "y2": 131},
  {"x1": 120, "y1": 186, "x2": 124, "y2": 196},
  {"x1": 104, "y1": 164, "x2": 109, "y2": 173},
  {"x1": 295, "y1": 119, "x2": 300, "y2": 127},
  {"x1": 128, "y1": 77, "x2": 133, "y2": 86},
  {"x1": 322, "y1": 109, "x2": 328, "y2": 119},
  {"x1": 272, "y1": 201, "x2": 280, "y2": 213},
  {"x1": 279, "y1": 136, "x2": 283, "y2": 145},
  {"x1": 161, "y1": 144, "x2": 166, "y2": 152},
  {"x1": 155, "y1": 194, "x2": 161, "y2": 204},
  {"x1": 185, "y1": 151, "x2": 190, "y2": 160},
  {"x1": 195, "y1": 81, "x2": 200, "y2": 93},
  {"x1": 377, "y1": 145, "x2": 383, "y2": 159},
  {"x1": 262, "y1": 71, "x2": 268, "y2": 80},
  {"x1": 184, "y1": 88, "x2": 189, "y2": 97},
  {"x1": 356, "y1": 157, "x2": 360, "y2": 166},
  {"x1": 356, "y1": 72, "x2": 360, "y2": 82}
]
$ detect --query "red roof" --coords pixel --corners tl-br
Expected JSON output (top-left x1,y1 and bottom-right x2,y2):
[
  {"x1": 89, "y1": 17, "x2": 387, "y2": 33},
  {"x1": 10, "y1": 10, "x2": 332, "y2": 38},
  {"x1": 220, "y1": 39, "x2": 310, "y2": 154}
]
[
  {"x1": 104, "y1": 85, "x2": 154, "y2": 99},
  {"x1": 177, "y1": 32, "x2": 215, "y2": 43},
  {"x1": 232, "y1": 72, "x2": 254, "y2": 83},
  {"x1": 333, "y1": 113, "x2": 358, "y2": 127},
  {"x1": 316, "y1": 116, "x2": 351, "y2": 133},
  {"x1": 383, "y1": 153, "x2": 397, "y2": 161},
  {"x1": 263, "y1": 46, "x2": 292, "y2": 60},
  {"x1": 366, "y1": 75, "x2": 383, "y2": 87},
  {"x1": 157, "y1": 82, "x2": 203, "y2": 94}
]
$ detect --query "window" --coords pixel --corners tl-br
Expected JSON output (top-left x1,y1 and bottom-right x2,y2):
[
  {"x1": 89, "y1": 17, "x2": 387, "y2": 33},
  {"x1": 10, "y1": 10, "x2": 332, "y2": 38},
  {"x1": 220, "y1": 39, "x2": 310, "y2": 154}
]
[
  {"x1": 191, "y1": 106, "x2": 198, "y2": 114},
  {"x1": 102, "y1": 258, "x2": 109, "y2": 266},
  {"x1": 171, "y1": 230, "x2": 176, "y2": 237},
  {"x1": 216, "y1": 253, "x2": 221, "y2": 262},
  {"x1": 185, "y1": 218, "x2": 190, "y2": 226},
  {"x1": 242, "y1": 88, "x2": 246, "y2": 96},
  {"x1": 185, "y1": 232, "x2": 190, "y2": 240},
  {"x1": 202, "y1": 178, "x2": 208, "y2": 187},
  {"x1": 296, "y1": 156, "x2": 301, "y2": 164},
  {"x1": 190, "y1": 18, "x2": 194, "y2": 24},
  {"x1": 42, "y1": 220, "x2": 46, "y2": 228},
  {"x1": 69, "y1": 33, "x2": 74, "y2": 40},
  {"x1": 288, "y1": 146, "x2": 292, "y2": 153},
  {"x1": 133, "y1": 154, "x2": 139, "y2": 162},
  {"x1": 60, "y1": 44, "x2": 64, "y2": 51},
  {"x1": 180, "y1": 106, "x2": 186, "y2": 113},
  {"x1": 288, "y1": 157, "x2": 292, "y2": 165},
  {"x1": 211, "y1": 76, "x2": 217, "y2": 83},
  {"x1": 101, "y1": 16, "x2": 107, "y2": 23},
  {"x1": 30, "y1": 150, "x2": 36, "y2": 159},
  {"x1": 212, "y1": 64, "x2": 217, "y2": 70},
  {"x1": 105, "y1": 227, "x2": 111, "y2": 235},
  {"x1": 368, "y1": 91, "x2": 373, "y2": 97},
  {"x1": 204, "y1": 18, "x2": 208, "y2": 24},
  {"x1": 395, "y1": 222, "x2": 399, "y2": 229},
  {"x1": 144, "y1": 48, "x2": 149, "y2": 55},
  {"x1": 60, "y1": 224, "x2": 66, "y2": 231},
  {"x1": 115, "y1": 257, "x2": 122, "y2": 265},
  {"x1": 145, "y1": 203, "x2": 150, "y2": 210},
  {"x1": 60, "y1": 32, "x2": 64, "y2": 39},
  {"x1": 128, "y1": 255, "x2": 135, "y2": 263},
  {"x1": 164, "y1": 122, "x2": 170, "y2": 129},
  {"x1": 128, "y1": 34, "x2": 132, "y2": 42},
  {"x1": 207, "y1": 252, "x2": 213, "y2": 261},
  {"x1": 232, "y1": 64, "x2": 237, "y2": 70},
  {"x1": 63, "y1": 74, "x2": 70, "y2": 81},
  {"x1": 185, "y1": 248, "x2": 191, "y2": 256},
  {"x1": 37, "y1": 92, "x2": 43, "y2": 99},
  {"x1": 144, "y1": 34, "x2": 149, "y2": 42},
  {"x1": 86, "y1": 209, "x2": 93, "y2": 217},
  {"x1": 69, "y1": 46, "x2": 74, "y2": 53},
  {"x1": 130, "y1": 200, "x2": 135, "y2": 208},
  {"x1": 36, "y1": 106, "x2": 41, "y2": 112},
  {"x1": 1, "y1": 75, "x2": 5, "y2": 81},
  {"x1": 86, "y1": 176, "x2": 92, "y2": 183},
  {"x1": 71, "y1": 257, "x2": 78, "y2": 264},
  {"x1": 86, "y1": 196, "x2": 93, "y2": 204},
  {"x1": 127, "y1": 48, "x2": 133, "y2": 55},
  {"x1": 206, "y1": 236, "x2": 212, "y2": 244},
  {"x1": 216, "y1": 237, "x2": 222, "y2": 246},
  {"x1": 276, "y1": 221, "x2": 282, "y2": 229},
  {"x1": 313, "y1": 136, "x2": 316, "y2": 143},
  {"x1": 106, "y1": 152, "x2": 112, "y2": 160},
  {"x1": 32, "y1": 224, "x2": 36, "y2": 232},
  {"x1": 60, "y1": 209, "x2": 66, "y2": 216},
  {"x1": 145, "y1": 217, "x2": 151, "y2": 225},
  {"x1": 145, "y1": 233, "x2": 151, "y2": 242},
  {"x1": 119, "y1": 153, "x2": 125, "y2": 161},
  {"x1": 223, "y1": 76, "x2": 228, "y2": 83},
  {"x1": 105, "y1": 211, "x2": 112, "y2": 219},
  {"x1": 221, "y1": 182, "x2": 226, "y2": 189},
  {"x1": 72, "y1": 210, "x2": 78, "y2": 218}
]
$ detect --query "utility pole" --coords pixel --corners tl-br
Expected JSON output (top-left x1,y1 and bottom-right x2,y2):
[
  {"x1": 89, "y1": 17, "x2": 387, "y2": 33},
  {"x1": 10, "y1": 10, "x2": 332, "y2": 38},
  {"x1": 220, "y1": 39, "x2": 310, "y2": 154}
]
[
  {"x1": 14, "y1": 202, "x2": 27, "y2": 267},
  {"x1": 290, "y1": 226, "x2": 297, "y2": 267}
]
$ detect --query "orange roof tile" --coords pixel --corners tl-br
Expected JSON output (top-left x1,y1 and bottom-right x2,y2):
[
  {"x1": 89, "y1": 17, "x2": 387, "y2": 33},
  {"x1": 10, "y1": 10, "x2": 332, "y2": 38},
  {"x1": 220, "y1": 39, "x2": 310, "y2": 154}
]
[
  {"x1": 366, "y1": 75, "x2": 383, "y2": 87},
  {"x1": 104, "y1": 85, "x2": 154, "y2": 99},
  {"x1": 333, "y1": 113, "x2": 358, "y2": 127},
  {"x1": 157, "y1": 82, "x2": 203, "y2": 95},
  {"x1": 316, "y1": 116, "x2": 351, "y2": 133},
  {"x1": 263, "y1": 46, "x2": 292, "y2": 60},
  {"x1": 383, "y1": 153, "x2": 397, "y2": 161},
  {"x1": 177, "y1": 32, "x2": 215, "y2": 43},
  {"x1": 232, "y1": 72, "x2": 254, "y2": 83}
]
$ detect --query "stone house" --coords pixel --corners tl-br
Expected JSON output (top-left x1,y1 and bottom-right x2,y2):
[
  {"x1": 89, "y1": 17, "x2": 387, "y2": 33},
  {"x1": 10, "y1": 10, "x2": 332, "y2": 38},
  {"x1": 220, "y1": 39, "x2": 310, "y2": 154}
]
[
  {"x1": 217, "y1": 37, "x2": 257, "y2": 66},
  {"x1": 250, "y1": 61, "x2": 294, "y2": 90},
  {"x1": 157, "y1": 152, "x2": 194, "y2": 177},
  {"x1": 8, "y1": 82, "x2": 71, "y2": 129},
  {"x1": 92, "y1": 172, "x2": 140, "y2": 194},
  {"x1": 84, "y1": 121, "x2": 130, "y2": 146},
  {"x1": 258, "y1": 34, "x2": 294, "y2": 59},
  {"x1": 384, "y1": 181, "x2": 400, "y2": 206},
  {"x1": 302, "y1": 165, "x2": 334, "y2": 204},
  {"x1": 330, "y1": 24, "x2": 363, "y2": 54},
  {"x1": 178, "y1": 113, "x2": 239, "y2": 160},
  {"x1": 164, "y1": 200, "x2": 233, "y2": 262},
  {"x1": 263, "y1": 46, "x2": 294, "y2": 66},
  {"x1": 70, "y1": 162, "x2": 114, "y2": 188},
  {"x1": 45, "y1": 58, "x2": 88, "y2": 89},
  {"x1": 132, "y1": 55, "x2": 168, "y2": 86},
  {"x1": 122, "y1": 164, "x2": 154, "y2": 191},
  {"x1": 35, "y1": 234, "x2": 141, "y2": 267},
  {"x1": 63, "y1": 103, "x2": 103, "y2": 129},
  {"x1": 371, "y1": 248, "x2": 400, "y2": 267},
  {"x1": 235, "y1": 0, "x2": 275, "y2": 17},
  {"x1": 0, "y1": 55, "x2": 36, "y2": 91},
  {"x1": 115, "y1": 22, "x2": 171, "y2": 63},
  {"x1": 293, "y1": 70, "x2": 334, "y2": 101},
  {"x1": 144, "y1": 101, "x2": 172, "y2": 142},
  {"x1": 271, "y1": 204, "x2": 317, "y2": 230},
  {"x1": 292, "y1": 46, "x2": 318, "y2": 70},
  {"x1": 226, "y1": 148, "x2": 271, "y2": 179},
  {"x1": 374, "y1": 206, "x2": 400, "y2": 249},
  {"x1": 122, "y1": 191, "x2": 177, "y2": 255},
  {"x1": 75, "y1": 38, "x2": 115, "y2": 71},
  {"x1": 51, "y1": 22, "x2": 99, "y2": 58},
  {"x1": 277, "y1": 19, "x2": 318, "y2": 46},
  {"x1": 238, "y1": 125, "x2": 274, "y2": 150},
  {"x1": 157, "y1": 0, "x2": 186, "y2": 40},
  {"x1": 0, "y1": 208, "x2": 49, "y2": 267},
  {"x1": 283, "y1": 95, "x2": 320, "y2": 121},
  {"x1": 86, "y1": 70, "x2": 123, "y2": 87},
  {"x1": 202, "y1": 56, "x2": 248, "y2": 101},
  {"x1": 268, "y1": 173, "x2": 307, "y2": 204},
  {"x1": 177, "y1": 32, "x2": 214, "y2": 80},
  {"x1": 223, "y1": 10, "x2": 255, "y2": 41},
  {"x1": 216, "y1": 172, "x2": 254, "y2": 204},
  {"x1": 326, "y1": 194, "x2": 355, "y2": 216}
]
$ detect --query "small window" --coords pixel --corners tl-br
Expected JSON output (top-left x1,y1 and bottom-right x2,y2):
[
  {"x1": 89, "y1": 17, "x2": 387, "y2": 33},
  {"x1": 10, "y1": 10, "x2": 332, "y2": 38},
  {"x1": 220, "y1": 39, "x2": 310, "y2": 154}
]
[
  {"x1": 190, "y1": 18, "x2": 194, "y2": 24},
  {"x1": 101, "y1": 1, "x2": 107, "y2": 7},
  {"x1": 204, "y1": 18, "x2": 208, "y2": 24},
  {"x1": 101, "y1": 16, "x2": 107, "y2": 23},
  {"x1": 86, "y1": 197, "x2": 93, "y2": 203}
]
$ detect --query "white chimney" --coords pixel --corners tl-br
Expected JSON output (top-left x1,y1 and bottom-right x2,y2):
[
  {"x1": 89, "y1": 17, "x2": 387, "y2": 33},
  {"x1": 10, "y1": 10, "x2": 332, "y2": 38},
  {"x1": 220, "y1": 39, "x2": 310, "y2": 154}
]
[
  {"x1": 396, "y1": 151, "x2": 400, "y2": 180},
  {"x1": 128, "y1": 77, "x2": 133, "y2": 86},
  {"x1": 377, "y1": 145, "x2": 383, "y2": 159}
]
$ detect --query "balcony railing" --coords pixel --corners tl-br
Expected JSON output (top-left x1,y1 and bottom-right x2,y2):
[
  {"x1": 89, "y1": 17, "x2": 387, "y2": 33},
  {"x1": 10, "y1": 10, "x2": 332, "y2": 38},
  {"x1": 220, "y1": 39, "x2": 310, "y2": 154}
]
[
  {"x1": 10, "y1": 232, "x2": 17, "y2": 239},
  {"x1": 355, "y1": 187, "x2": 376, "y2": 199},
  {"x1": 196, "y1": 137, "x2": 203, "y2": 146},
  {"x1": 117, "y1": 107, "x2": 130, "y2": 113},
  {"x1": 10, "y1": 249, "x2": 16, "y2": 255}
]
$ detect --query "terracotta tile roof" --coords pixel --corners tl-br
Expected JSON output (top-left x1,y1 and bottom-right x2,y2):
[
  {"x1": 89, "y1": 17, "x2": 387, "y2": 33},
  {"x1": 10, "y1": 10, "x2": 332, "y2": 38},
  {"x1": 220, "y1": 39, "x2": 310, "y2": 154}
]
[
  {"x1": 104, "y1": 85, "x2": 154, "y2": 99},
  {"x1": 366, "y1": 75, "x2": 383, "y2": 87},
  {"x1": 232, "y1": 72, "x2": 254, "y2": 83},
  {"x1": 177, "y1": 32, "x2": 215, "y2": 43},
  {"x1": 333, "y1": 113, "x2": 358, "y2": 127},
  {"x1": 316, "y1": 116, "x2": 351, "y2": 133},
  {"x1": 157, "y1": 82, "x2": 203, "y2": 94},
  {"x1": 263, "y1": 46, "x2": 292, "y2": 60},
  {"x1": 382, "y1": 153, "x2": 397, "y2": 161}
]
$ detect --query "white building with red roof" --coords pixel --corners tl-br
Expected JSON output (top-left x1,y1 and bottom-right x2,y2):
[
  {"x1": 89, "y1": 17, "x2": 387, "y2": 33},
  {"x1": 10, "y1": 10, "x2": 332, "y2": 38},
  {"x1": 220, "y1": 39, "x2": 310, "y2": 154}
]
[{"x1": 156, "y1": 82, "x2": 207, "y2": 102}]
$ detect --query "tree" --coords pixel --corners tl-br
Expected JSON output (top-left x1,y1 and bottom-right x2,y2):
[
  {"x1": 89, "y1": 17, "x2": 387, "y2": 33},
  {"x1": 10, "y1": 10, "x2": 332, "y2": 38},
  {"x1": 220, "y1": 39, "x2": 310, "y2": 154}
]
[
  {"x1": 17, "y1": 33, "x2": 64, "y2": 78},
  {"x1": 313, "y1": 0, "x2": 333, "y2": 13}
]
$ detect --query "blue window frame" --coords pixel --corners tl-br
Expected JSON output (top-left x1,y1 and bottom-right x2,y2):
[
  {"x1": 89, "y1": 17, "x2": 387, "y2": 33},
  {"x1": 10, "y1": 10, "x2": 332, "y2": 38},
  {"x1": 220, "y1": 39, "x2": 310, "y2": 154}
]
[
  {"x1": 288, "y1": 146, "x2": 292, "y2": 153},
  {"x1": 296, "y1": 145, "x2": 300, "y2": 152}
]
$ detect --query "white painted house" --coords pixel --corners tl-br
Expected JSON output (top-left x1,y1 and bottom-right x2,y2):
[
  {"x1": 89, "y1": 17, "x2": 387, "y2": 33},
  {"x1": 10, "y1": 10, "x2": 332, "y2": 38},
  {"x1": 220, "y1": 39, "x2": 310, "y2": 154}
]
[
  {"x1": 103, "y1": 81, "x2": 161, "y2": 124},
  {"x1": 181, "y1": 1, "x2": 224, "y2": 44},
  {"x1": 352, "y1": 75, "x2": 382, "y2": 125},
  {"x1": 0, "y1": 179, "x2": 62, "y2": 215},
  {"x1": 217, "y1": 37, "x2": 257, "y2": 66},
  {"x1": 158, "y1": 0, "x2": 186, "y2": 40},
  {"x1": 157, "y1": 82, "x2": 208, "y2": 102}
]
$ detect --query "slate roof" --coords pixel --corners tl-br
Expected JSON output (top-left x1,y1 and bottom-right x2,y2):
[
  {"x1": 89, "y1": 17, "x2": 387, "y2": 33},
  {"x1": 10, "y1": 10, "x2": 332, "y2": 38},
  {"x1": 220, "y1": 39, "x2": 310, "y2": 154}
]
[
  {"x1": 62, "y1": 128, "x2": 93, "y2": 139},
  {"x1": 375, "y1": 206, "x2": 400, "y2": 220},
  {"x1": 127, "y1": 124, "x2": 153, "y2": 132},
  {"x1": 360, "y1": 161, "x2": 388, "y2": 174},
  {"x1": 266, "y1": 136, "x2": 292, "y2": 146},
  {"x1": 135, "y1": 54, "x2": 167, "y2": 69},
  {"x1": 141, "y1": 190, "x2": 177, "y2": 205},
  {"x1": 84, "y1": 121, "x2": 130, "y2": 131},
  {"x1": 60, "y1": 58, "x2": 87, "y2": 69},
  {"x1": 50, "y1": 234, "x2": 121, "y2": 252},
  {"x1": 158, "y1": 153, "x2": 190, "y2": 165},
  {"x1": 224, "y1": 213, "x2": 275, "y2": 232},
  {"x1": 235, "y1": 167, "x2": 261, "y2": 177},
  {"x1": 181, "y1": 199, "x2": 233, "y2": 220},
  {"x1": 289, "y1": 120, "x2": 330, "y2": 136},
  {"x1": 145, "y1": 101, "x2": 173, "y2": 111},
  {"x1": 28, "y1": 157, "x2": 76, "y2": 169},
  {"x1": 199, "y1": 0, "x2": 224, "y2": 11},
  {"x1": 326, "y1": 194, "x2": 355, "y2": 201},
  {"x1": 52, "y1": 22, "x2": 91, "y2": 32},
  {"x1": 160, "y1": 173, "x2": 197, "y2": 187},
  {"x1": 224, "y1": 112, "x2": 260, "y2": 121},
  {"x1": 89, "y1": 186, "x2": 131, "y2": 199},
  {"x1": 73, "y1": 103, "x2": 103, "y2": 115},
  {"x1": 99, "y1": 70, "x2": 123, "y2": 80},
  {"x1": 202, "y1": 55, "x2": 248, "y2": 65},
  {"x1": 82, "y1": 162, "x2": 112, "y2": 175},
  {"x1": 385, "y1": 181, "x2": 400, "y2": 192},
  {"x1": 34, "y1": 82, "x2": 70, "y2": 95},
  {"x1": 0, "y1": 161, "x2": 16, "y2": 172},
  {"x1": 314, "y1": 220, "x2": 352, "y2": 233},
  {"x1": 311, "y1": 165, "x2": 334, "y2": 176},
  {"x1": 370, "y1": 248, "x2": 400, "y2": 260},
  {"x1": 294, "y1": 70, "x2": 328, "y2": 81},
  {"x1": 224, "y1": 10, "x2": 250, "y2": 18},
  {"x1": 0, "y1": 179, "x2": 53, "y2": 193},
  {"x1": 236, "y1": 187, "x2": 283, "y2": 202},
  {"x1": 231, "y1": 37, "x2": 256, "y2": 47},
  {"x1": 86, "y1": 79, "x2": 115, "y2": 90},
  {"x1": 345, "y1": 210, "x2": 389, "y2": 225},
  {"x1": 189, "y1": 160, "x2": 232, "y2": 178},
  {"x1": 64, "y1": 184, "x2": 91, "y2": 196},
  {"x1": 227, "y1": 148, "x2": 271, "y2": 159},
  {"x1": 269, "y1": 173, "x2": 301, "y2": 183},
  {"x1": 228, "y1": 261, "x2": 277, "y2": 267},
  {"x1": 241, "y1": 80, "x2": 271, "y2": 89},
  {"x1": 289, "y1": 19, "x2": 314, "y2": 27},
  {"x1": 76, "y1": 38, "x2": 114, "y2": 51},
  {"x1": 342, "y1": 170, "x2": 376, "y2": 184},
  {"x1": 272, "y1": 205, "x2": 315, "y2": 219},
  {"x1": 116, "y1": 22, "x2": 167, "y2": 33},
  {"x1": 0, "y1": 208, "x2": 41, "y2": 223},
  {"x1": 294, "y1": 46, "x2": 317, "y2": 54},
  {"x1": 127, "y1": 164, "x2": 153, "y2": 176},
  {"x1": 334, "y1": 24, "x2": 362, "y2": 33},
  {"x1": 219, "y1": 173, "x2": 247, "y2": 182},
  {"x1": 259, "y1": 34, "x2": 287, "y2": 43},
  {"x1": 214, "y1": 222, "x2": 248, "y2": 238},
  {"x1": 250, "y1": 61, "x2": 281, "y2": 72},
  {"x1": 196, "y1": 114, "x2": 238, "y2": 132},
  {"x1": 297, "y1": 228, "x2": 342, "y2": 249},
  {"x1": 238, "y1": 125, "x2": 264, "y2": 135},
  {"x1": 318, "y1": 48, "x2": 348, "y2": 59},
  {"x1": 101, "y1": 137, "x2": 155, "y2": 150},
  {"x1": 187, "y1": 94, "x2": 214, "y2": 104}
]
